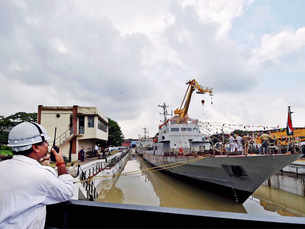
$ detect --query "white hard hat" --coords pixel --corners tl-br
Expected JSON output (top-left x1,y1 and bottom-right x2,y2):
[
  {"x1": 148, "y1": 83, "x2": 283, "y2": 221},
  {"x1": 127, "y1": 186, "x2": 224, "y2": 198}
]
[{"x1": 7, "y1": 122, "x2": 50, "y2": 152}]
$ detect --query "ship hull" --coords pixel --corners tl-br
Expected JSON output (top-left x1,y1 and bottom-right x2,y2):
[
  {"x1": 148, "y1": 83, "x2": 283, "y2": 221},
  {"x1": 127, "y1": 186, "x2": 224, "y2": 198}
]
[{"x1": 142, "y1": 152, "x2": 302, "y2": 203}]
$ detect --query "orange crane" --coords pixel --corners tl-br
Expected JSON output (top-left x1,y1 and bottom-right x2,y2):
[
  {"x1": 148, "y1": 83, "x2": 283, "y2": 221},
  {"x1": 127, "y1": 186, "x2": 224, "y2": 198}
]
[{"x1": 174, "y1": 79, "x2": 213, "y2": 123}]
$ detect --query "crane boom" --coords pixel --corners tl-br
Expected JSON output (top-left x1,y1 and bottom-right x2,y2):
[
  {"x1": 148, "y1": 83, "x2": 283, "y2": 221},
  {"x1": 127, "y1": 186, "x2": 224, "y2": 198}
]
[{"x1": 174, "y1": 79, "x2": 212, "y2": 123}]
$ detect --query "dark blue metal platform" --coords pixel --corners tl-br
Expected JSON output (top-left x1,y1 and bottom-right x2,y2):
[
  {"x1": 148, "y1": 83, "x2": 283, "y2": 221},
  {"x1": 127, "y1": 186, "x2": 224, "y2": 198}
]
[{"x1": 46, "y1": 200, "x2": 305, "y2": 228}]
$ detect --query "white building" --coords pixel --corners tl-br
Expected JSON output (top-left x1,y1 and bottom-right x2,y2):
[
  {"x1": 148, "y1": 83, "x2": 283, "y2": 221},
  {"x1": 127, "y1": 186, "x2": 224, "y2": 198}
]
[{"x1": 38, "y1": 105, "x2": 108, "y2": 161}]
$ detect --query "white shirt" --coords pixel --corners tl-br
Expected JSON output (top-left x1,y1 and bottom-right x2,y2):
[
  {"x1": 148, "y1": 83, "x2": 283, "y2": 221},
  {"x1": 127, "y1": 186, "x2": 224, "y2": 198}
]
[
  {"x1": 229, "y1": 136, "x2": 235, "y2": 144},
  {"x1": 0, "y1": 155, "x2": 74, "y2": 229},
  {"x1": 236, "y1": 136, "x2": 243, "y2": 145}
]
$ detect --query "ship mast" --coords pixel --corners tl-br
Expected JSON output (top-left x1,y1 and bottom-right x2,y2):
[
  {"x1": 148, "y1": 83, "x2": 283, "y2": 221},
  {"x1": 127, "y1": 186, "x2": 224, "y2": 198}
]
[
  {"x1": 143, "y1": 127, "x2": 149, "y2": 139},
  {"x1": 158, "y1": 102, "x2": 171, "y2": 123}
]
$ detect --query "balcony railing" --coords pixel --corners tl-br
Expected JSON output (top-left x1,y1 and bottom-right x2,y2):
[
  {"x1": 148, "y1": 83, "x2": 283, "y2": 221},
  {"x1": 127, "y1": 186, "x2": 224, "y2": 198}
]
[{"x1": 55, "y1": 128, "x2": 74, "y2": 147}]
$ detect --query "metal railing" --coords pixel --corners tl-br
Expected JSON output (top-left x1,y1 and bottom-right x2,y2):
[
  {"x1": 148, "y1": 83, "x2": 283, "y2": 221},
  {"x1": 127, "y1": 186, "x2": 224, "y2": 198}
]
[
  {"x1": 55, "y1": 128, "x2": 74, "y2": 147},
  {"x1": 78, "y1": 150, "x2": 130, "y2": 201},
  {"x1": 79, "y1": 162, "x2": 103, "y2": 201}
]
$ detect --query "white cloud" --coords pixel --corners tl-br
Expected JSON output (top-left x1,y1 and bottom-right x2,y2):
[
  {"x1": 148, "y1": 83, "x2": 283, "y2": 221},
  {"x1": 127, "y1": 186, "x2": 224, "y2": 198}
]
[
  {"x1": 52, "y1": 38, "x2": 68, "y2": 55},
  {"x1": 73, "y1": 0, "x2": 173, "y2": 35},
  {"x1": 181, "y1": 0, "x2": 253, "y2": 36},
  {"x1": 1, "y1": 0, "x2": 304, "y2": 139},
  {"x1": 0, "y1": 73, "x2": 81, "y2": 115},
  {"x1": 251, "y1": 27, "x2": 305, "y2": 64}
]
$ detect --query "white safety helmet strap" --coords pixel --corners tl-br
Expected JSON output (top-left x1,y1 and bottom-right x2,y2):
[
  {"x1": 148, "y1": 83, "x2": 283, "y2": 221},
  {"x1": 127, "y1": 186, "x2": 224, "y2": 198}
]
[
  {"x1": 30, "y1": 122, "x2": 46, "y2": 143},
  {"x1": 13, "y1": 145, "x2": 32, "y2": 152}
]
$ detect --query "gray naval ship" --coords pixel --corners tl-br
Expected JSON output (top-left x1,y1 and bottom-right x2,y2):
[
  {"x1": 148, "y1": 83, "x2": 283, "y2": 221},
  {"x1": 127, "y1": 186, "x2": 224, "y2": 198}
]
[{"x1": 141, "y1": 79, "x2": 302, "y2": 203}]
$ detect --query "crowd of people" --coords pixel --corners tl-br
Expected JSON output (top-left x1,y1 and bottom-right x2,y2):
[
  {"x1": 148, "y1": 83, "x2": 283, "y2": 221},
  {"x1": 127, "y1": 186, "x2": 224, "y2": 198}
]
[{"x1": 211, "y1": 131, "x2": 305, "y2": 155}]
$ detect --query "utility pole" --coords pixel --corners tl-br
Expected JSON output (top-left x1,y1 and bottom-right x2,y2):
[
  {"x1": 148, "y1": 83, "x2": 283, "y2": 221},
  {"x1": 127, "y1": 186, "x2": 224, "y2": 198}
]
[
  {"x1": 143, "y1": 128, "x2": 148, "y2": 139},
  {"x1": 221, "y1": 124, "x2": 225, "y2": 155}
]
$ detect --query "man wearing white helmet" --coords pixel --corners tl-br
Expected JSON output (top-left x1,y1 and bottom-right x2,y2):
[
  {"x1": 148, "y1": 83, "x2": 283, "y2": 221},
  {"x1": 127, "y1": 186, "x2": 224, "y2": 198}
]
[{"x1": 0, "y1": 122, "x2": 74, "y2": 229}]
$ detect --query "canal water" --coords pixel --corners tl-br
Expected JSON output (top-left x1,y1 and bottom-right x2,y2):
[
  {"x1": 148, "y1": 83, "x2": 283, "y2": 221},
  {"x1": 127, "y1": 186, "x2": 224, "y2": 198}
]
[{"x1": 97, "y1": 155, "x2": 305, "y2": 217}]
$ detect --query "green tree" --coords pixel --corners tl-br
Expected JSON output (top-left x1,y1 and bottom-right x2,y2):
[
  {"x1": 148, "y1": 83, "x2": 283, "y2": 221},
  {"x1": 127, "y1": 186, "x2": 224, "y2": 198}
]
[
  {"x1": 107, "y1": 118, "x2": 124, "y2": 146},
  {"x1": 0, "y1": 115, "x2": 13, "y2": 144},
  {"x1": 6, "y1": 112, "x2": 37, "y2": 123},
  {"x1": 0, "y1": 112, "x2": 37, "y2": 144}
]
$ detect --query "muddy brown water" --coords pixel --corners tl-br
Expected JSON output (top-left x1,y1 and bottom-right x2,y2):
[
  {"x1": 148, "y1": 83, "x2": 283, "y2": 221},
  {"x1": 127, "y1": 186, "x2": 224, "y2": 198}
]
[{"x1": 97, "y1": 155, "x2": 305, "y2": 217}]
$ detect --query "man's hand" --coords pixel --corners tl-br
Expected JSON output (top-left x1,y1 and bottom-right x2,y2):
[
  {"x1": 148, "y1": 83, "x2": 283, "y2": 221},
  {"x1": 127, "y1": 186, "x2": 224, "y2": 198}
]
[
  {"x1": 51, "y1": 148, "x2": 68, "y2": 175},
  {"x1": 51, "y1": 148, "x2": 65, "y2": 164}
]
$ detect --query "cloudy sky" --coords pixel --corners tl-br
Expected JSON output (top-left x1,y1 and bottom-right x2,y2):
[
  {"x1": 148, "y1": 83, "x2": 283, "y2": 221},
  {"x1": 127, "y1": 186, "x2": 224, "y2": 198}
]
[{"x1": 1, "y1": 0, "x2": 305, "y2": 138}]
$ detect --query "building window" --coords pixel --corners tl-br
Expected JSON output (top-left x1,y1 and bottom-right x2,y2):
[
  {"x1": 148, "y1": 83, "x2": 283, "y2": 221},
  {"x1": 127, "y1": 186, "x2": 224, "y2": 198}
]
[
  {"x1": 79, "y1": 116, "x2": 85, "y2": 134},
  {"x1": 171, "y1": 128, "x2": 179, "y2": 132},
  {"x1": 98, "y1": 118, "x2": 108, "y2": 132},
  {"x1": 88, "y1": 116, "x2": 94, "y2": 128}
]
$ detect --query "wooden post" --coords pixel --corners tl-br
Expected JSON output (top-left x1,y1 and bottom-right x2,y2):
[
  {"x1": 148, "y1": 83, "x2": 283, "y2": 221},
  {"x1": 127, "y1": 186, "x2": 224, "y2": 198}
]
[{"x1": 37, "y1": 105, "x2": 42, "y2": 124}]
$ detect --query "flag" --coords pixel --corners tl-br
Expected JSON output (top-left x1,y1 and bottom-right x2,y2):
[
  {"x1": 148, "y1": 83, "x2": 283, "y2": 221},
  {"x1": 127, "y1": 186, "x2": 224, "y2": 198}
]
[{"x1": 286, "y1": 106, "x2": 294, "y2": 136}]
